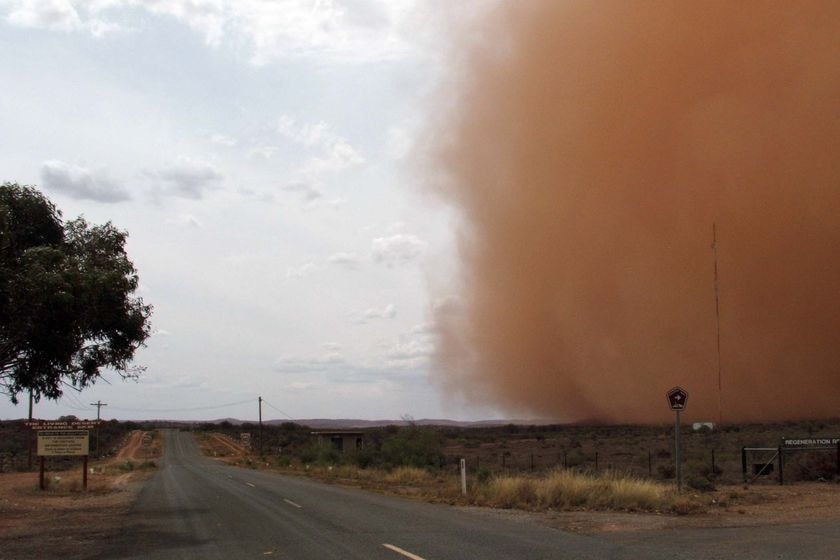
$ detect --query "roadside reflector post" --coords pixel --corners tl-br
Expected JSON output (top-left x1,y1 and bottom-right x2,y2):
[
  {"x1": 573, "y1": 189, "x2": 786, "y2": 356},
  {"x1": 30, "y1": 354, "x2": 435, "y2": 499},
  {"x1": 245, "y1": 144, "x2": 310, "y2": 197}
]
[{"x1": 460, "y1": 458, "x2": 467, "y2": 496}]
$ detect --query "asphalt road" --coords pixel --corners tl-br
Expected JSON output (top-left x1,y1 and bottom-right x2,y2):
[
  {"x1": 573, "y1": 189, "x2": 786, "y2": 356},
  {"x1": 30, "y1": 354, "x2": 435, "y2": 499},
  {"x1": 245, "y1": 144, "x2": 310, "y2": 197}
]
[{"x1": 104, "y1": 430, "x2": 840, "y2": 559}]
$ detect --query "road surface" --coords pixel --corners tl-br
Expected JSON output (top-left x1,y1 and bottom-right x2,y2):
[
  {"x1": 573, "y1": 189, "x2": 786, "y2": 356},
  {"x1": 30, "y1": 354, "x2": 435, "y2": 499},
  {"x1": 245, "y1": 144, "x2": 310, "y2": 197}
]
[{"x1": 105, "y1": 430, "x2": 840, "y2": 559}]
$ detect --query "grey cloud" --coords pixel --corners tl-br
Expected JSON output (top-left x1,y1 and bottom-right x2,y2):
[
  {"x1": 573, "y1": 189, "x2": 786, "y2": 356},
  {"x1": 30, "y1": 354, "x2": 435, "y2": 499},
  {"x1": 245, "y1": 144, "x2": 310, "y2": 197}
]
[
  {"x1": 151, "y1": 158, "x2": 222, "y2": 199},
  {"x1": 283, "y1": 181, "x2": 322, "y2": 202},
  {"x1": 327, "y1": 252, "x2": 361, "y2": 269},
  {"x1": 40, "y1": 160, "x2": 131, "y2": 203}
]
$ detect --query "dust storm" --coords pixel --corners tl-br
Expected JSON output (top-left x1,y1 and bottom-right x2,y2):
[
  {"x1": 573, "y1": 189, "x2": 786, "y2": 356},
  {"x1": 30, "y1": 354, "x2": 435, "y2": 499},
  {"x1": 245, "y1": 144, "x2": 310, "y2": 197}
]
[{"x1": 424, "y1": 2, "x2": 840, "y2": 423}]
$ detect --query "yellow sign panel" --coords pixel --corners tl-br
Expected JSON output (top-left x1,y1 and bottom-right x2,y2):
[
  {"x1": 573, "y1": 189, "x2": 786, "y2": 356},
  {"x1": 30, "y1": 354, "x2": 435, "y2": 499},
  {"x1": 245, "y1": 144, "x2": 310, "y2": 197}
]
[{"x1": 37, "y1": 430, "x2": 90, "y2": 456}]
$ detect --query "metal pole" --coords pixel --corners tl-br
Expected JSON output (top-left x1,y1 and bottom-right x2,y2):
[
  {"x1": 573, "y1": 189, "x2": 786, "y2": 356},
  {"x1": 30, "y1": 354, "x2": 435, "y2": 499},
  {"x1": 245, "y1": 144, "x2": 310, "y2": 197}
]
[
  {"x1": 258, "y1": 396, "x2": 263, "y2": 457},
  {"x1": 742, "y1": 446, "x2": 747, "y2": 483},
  {"x1": 83, "y1": 455, "x2": 88, "y2": 491},
  {"x1": 675, "y1": 409, "x2": 682, "y2": 492},
  {"x1": 712, "y1": 223, "x2": 723, "y2": 425},
  {"x1": 778, "y1": 445, "x2": 784, "y2": 486},
  {"x1": 39, "y1": 456, "x2": 45, "y2": 490}
]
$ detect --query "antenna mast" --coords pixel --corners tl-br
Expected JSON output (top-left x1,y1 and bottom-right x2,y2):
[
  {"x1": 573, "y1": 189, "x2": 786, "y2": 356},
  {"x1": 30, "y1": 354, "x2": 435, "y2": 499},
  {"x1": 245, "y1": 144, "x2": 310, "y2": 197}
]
[{"x1": 712, "y1": 223, "x2": 723, "y2": 425}]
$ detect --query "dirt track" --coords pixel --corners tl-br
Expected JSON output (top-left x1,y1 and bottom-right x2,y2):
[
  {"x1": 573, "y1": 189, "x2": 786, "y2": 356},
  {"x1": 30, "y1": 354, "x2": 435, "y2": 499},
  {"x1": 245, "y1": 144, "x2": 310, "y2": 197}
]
[{"x1": 116, "y1": 431, "x2": 145, "y2": 460}]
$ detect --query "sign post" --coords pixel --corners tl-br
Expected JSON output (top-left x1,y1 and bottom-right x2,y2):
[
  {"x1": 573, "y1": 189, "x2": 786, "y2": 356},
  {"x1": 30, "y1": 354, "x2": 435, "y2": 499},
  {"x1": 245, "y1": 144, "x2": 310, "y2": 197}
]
[
  {"x1": 666, "y1": 387, "x2": 689, "y2": 492},
  {"x1": 26, "y1": 420, "x2": 99, "y2": 491}
]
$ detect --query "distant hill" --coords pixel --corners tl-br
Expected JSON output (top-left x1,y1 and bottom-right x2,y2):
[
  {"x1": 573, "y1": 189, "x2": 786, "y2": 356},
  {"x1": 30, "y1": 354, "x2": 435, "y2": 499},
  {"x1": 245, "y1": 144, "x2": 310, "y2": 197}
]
[{"x1": 200, "y1": 418, "x2": 558, "y2": 429}]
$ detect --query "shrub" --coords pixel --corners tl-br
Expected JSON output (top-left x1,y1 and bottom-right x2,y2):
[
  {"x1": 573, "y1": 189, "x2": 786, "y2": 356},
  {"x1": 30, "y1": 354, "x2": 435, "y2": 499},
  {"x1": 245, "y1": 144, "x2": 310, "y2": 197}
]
[
  {"x1": 686, "y1": 475, "x2": 715, "y2": 492},
  {"x1": 657, "y1": 464, "x2": 675, "y2": 479},
  {"x1": 380, "y1": 427, "x2": 444, "y2": 469},
  {"x1": 298, "y1": 442, "x2": 341, "y2": 465}
]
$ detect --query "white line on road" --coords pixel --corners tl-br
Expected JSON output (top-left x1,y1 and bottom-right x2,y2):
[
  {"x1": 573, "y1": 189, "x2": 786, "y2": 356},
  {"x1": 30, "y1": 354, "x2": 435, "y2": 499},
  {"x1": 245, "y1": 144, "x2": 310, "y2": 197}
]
[
  {"x1": 382, "y1": 544, "x2": 427, "y2": 560},
  {"x1": 283, "y1": 498, "x2": 302, "y2": 509},
  {"x1": 245, "y1": 482, "x2": 256, "y2": 488}
]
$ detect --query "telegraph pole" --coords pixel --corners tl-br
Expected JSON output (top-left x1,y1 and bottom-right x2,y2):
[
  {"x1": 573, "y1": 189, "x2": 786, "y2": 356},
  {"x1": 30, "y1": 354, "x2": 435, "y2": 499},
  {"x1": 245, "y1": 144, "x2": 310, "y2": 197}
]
[
  {"x1": 90, "y1": 400, "x2": 107, "y2": 457},
  {"x1": 258, "y1": 396, "x2": 263, "y2": 457},
  {"x1": 27, "y1": 390, "x2": 34, "y2": 469}
]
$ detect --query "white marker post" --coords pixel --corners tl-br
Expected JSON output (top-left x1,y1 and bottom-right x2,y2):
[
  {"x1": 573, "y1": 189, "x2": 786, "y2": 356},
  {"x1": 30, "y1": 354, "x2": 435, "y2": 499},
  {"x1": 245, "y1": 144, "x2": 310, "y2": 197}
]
[{"x1": 460, "y1": 458, "x2": 467, "y2": 496}]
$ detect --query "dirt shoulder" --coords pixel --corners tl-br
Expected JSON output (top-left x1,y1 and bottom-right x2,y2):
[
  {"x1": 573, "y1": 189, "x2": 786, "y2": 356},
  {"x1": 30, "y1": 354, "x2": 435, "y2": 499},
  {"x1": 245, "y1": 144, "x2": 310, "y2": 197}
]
[
  {"x1": 461, "y1": 482, "x2": 840, "y2": 535},
  {"x1": 0, "y1": 430, "x2": 159, "y2": 560}
]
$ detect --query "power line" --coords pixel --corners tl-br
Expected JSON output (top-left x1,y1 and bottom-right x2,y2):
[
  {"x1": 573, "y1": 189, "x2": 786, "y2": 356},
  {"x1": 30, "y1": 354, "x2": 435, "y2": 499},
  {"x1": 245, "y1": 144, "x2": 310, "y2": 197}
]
[
  {"x1": 261, "y1": 399, "x2": 296, "y2": 420},
  {"x1": 106, "y1": 398, "x2": 255, "y2": 413}
]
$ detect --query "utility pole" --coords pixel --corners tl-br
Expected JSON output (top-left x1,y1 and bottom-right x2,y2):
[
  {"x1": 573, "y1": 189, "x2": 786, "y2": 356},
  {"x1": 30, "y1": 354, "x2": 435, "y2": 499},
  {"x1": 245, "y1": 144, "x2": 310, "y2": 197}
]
[
  {"x1": 712, "y1": 224, "x2": 723, "y2": 426},
  {"x1": 258, "y1": 396, "x2": 263, "y2": 457},
  {"x1": 90, "y1": 400, "x2": 107, "y2": 458},
  {"x1": 27, "y1": 390, "x2": 34, "y2": 469}
]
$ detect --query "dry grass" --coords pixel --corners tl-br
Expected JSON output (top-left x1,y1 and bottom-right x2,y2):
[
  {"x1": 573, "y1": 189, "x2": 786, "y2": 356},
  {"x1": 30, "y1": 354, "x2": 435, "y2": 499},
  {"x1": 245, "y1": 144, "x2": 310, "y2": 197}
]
[
  {"x1": 477, "y1": 468, "x2": 674, "y2": 512},
  {"x1": 384, "y1": 466, "x2": 433, "y2": 484}
]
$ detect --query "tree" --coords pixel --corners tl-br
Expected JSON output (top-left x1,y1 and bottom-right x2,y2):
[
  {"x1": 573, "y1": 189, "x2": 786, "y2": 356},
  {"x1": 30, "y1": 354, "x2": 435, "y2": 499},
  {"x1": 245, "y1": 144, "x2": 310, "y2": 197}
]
[{"x1": 0, "y1": 182, "x2": 152, "y2": 403}]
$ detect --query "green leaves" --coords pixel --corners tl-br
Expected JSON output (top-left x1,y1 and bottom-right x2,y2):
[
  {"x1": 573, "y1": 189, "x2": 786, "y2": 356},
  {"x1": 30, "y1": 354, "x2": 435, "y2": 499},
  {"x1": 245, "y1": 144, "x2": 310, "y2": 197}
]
[{"x1": 0, "y1": 182, "x2": 152, "y2": 403}]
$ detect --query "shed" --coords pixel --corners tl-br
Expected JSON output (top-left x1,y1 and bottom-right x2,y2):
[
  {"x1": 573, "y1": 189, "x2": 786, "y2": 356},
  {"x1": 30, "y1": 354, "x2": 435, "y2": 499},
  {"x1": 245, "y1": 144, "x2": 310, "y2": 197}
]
[{"x1": 311, "y1": 431, "x2": 364, "y2": 453}]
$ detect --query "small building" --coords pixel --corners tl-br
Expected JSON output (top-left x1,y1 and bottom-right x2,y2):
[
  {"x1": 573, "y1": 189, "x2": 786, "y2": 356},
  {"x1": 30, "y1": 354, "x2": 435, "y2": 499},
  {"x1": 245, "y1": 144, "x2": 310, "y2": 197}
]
[{"x1": 312, "y1": 431, "x2": 364, "y2": 453}]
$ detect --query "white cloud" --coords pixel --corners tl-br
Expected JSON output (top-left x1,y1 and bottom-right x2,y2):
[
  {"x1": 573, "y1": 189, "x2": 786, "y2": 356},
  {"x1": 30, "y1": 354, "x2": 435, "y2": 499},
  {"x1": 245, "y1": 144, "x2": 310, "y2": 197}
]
[
  {"x1": 285, "y1": 262, "x2": 318, "y2": 278},
  {"x1": 386, "y1": 125, "x2": 413, "y2": 160},
  {"x1": 131, "y1": 0, "x2": 226, "y2": 46},
  {"x1": 277, "y1": 116, "x2": 333, "y2": 147},
  {"x1": 247, "y1": 145, "x2": 280, "y2": 160},
  {"x1": 359, "y1": 303, "x2": 396, "y2": 322},
  {"x1": 151, "y1": 157, "x2": 223, "y2": 199},
  {"x1": 327, "y1": 252, "x2": 361, "y2": 269},
  {"x1": 371, "y1": 233, "x2": 426, "y2": 266},
  {"x1": 7, "y1": 0, "x2": 81, "y2": 31},
  {"x1": 209, "y1": 133, "x2": 237, "y2": 147},
  {"x1": 40, "y1": 160, "x2": 131, "y2": 203},
  {"x1": 386, "y1": 339, "x2": 432, "y2": 362},
  {"x1": 5, "y1": 0, "x2": 121, "y2": 36},
  {"x1": 2, "y1": 0, "x2": 423, "y2": 63},
  {"x1": 277, "y1": 115, "x2": 364, "y2": 179}
]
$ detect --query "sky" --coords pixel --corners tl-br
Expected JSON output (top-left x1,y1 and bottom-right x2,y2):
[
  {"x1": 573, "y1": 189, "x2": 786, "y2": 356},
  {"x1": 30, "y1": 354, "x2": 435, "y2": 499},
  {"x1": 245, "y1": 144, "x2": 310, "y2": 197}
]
[{"x1": 0, "y1": 0, "x2": 500, "y2": 423}]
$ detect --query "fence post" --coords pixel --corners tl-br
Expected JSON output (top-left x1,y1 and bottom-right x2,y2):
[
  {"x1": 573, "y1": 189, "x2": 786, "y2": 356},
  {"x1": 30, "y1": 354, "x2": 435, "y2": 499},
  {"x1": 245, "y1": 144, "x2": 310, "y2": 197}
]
[
  {"x1": 778, "y1": 445, "x2": 784, "y2": 486},
  {"x1": 530, "y1": 454, "x2": 534, "y2": 471},
  {"x1": 563, "y1": 451, "x2": 568, "y2": 469},
  {"x1": 501, "y1": 454, "x2": 505, "y2": 469},
  {"x1": 648, "y1": 450, "x2": 652, "y2": 476},
  {"x1": 711, "y1": 449, "x2": 716, "y2": 475},
  {"x1": 595, "y1": 451, "x2": 599, "y2": 471},
  {"x1": 741, "y1": 447, "x2": 747, "y2": 483}
]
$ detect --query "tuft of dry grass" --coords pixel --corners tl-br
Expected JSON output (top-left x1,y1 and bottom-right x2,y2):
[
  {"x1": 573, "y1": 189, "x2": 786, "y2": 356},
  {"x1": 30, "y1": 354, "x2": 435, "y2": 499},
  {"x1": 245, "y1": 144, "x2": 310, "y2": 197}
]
[
  {"x1": 384, "y1": 466, "x2": 434, "y2": 485},
  {"x1": 478, "y1": 469, "x2": 673, "y2": 512}
]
